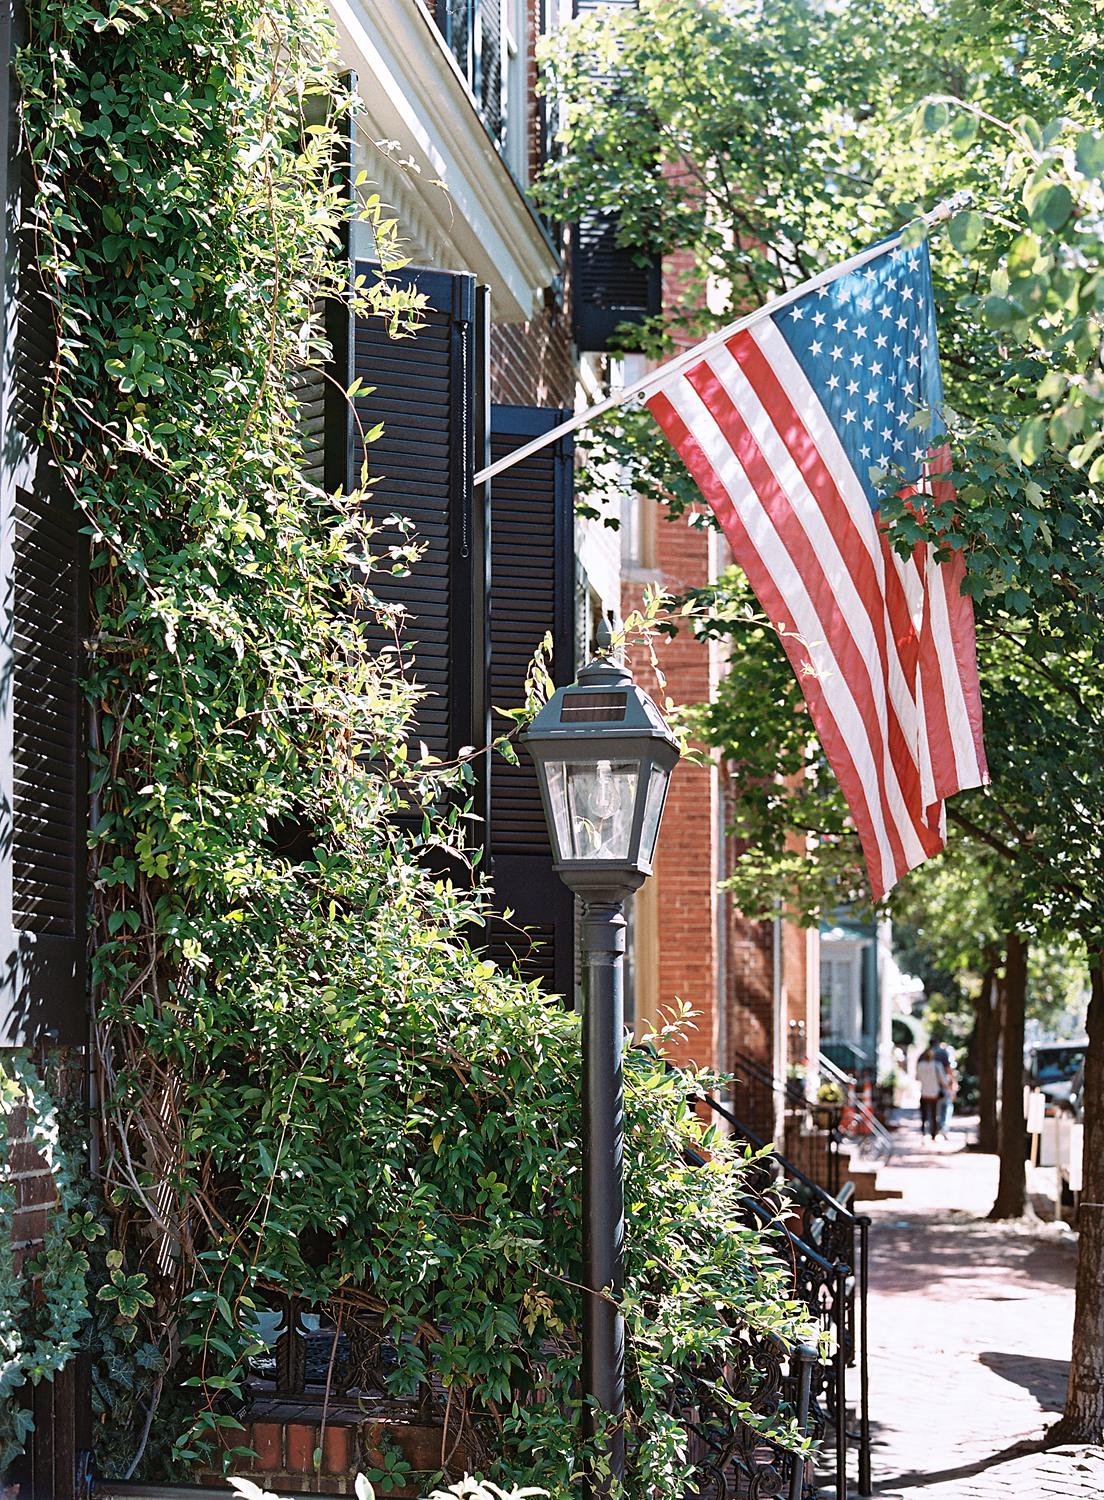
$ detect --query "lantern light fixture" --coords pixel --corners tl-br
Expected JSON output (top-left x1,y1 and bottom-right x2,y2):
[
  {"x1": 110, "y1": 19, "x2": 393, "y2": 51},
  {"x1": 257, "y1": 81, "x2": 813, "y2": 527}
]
[{"x1": 523, "y1": 626, "x2": 680, "y2": 901}]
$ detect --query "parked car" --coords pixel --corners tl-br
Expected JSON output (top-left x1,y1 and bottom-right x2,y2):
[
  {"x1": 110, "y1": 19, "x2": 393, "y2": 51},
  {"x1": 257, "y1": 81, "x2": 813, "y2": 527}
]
[{"x1": 1026, "y1": 1041, "x2": 1087, "y2": 1110}]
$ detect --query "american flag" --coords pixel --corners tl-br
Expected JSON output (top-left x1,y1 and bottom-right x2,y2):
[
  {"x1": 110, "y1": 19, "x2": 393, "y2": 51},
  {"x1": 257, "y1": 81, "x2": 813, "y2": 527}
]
[{"x1": 647, "y1": 240, "x2": 988, "y2": 900}]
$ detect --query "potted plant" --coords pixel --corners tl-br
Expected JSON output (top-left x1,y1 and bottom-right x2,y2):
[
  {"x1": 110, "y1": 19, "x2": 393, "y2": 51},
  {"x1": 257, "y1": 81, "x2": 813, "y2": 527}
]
[{"x1": 813, "y1": 1080, "x2": 845, "y2": 1130}]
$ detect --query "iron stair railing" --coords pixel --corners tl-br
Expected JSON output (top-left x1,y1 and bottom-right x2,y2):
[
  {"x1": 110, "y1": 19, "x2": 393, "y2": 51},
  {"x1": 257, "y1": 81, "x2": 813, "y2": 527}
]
[
  {"x1": 697, "y1": 1093, "x2": 873, "y2": 1499},
  {"x1": 730, "y1": 1045, "x2": 846, "y2": 1194},
  {"x1": 818, "y1": 1052, "x2": 895, "y2": 1166}
]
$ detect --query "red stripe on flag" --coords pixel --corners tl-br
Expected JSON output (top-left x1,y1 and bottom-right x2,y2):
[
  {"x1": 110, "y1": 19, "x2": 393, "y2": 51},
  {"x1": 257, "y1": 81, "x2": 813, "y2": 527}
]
[
  {"x1": 925, "y1": 447, "x2": 988, "y2": 785},
  {"x1": 726, "y1": 333, "x2": 942, "y2": 857},
  {"x1": 938, "y1": 547, "x2": 988, "y2": 782},
  {"x1": 916, "y1": 548, "x2": 962, "y2": 805},
  {"x1": 646, "y1": 386, "x2": 898, "y2": 898},
  {"x1": 683, "y1": 358, "x2": 932, "y2": 870},
  {"x1": 902, "y1": 450, "x2": 988, "y2": 797}
]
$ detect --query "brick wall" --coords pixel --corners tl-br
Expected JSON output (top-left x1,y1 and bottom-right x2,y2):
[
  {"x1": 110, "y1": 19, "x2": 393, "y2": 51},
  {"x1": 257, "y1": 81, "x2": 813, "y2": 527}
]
[
  {"x1": 6, "y1": 1101, "x2": 58, "y2": 1277},
  {"x1": 3, "y1": 1053, "x2": 78, "y2": 1278},
  {"x1": 724, "y1": 903, "x2": 776, "y2": 1140},
  {"x1": 4, "y1": 1052, "x2": 88, "y2": 1500},
  {"x1": 623, "y1": 505, "x2": 721, "y2": 1073},
  {"x1": 490, "y1": 306, "x2": 574, "y2": 409}
]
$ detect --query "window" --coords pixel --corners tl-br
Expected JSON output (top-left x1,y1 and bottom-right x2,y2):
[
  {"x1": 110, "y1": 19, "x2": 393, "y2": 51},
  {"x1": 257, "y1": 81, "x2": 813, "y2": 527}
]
[{"x1": 436, "y1": 0, "x2": 504, "y2": 144}]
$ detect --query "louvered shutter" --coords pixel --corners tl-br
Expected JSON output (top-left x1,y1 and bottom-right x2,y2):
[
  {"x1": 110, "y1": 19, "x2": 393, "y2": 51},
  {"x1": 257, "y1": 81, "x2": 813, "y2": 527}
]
[
  {"x1": 569, "y1": 0, "x2": 661, "y2": 353},
  {"x1": 435, "y1": 0, "x2": 503, "y2": 141},
  {"x1": 486, "y1": 406, "x2": 574, "y2": 998},
  {"x1": 352, "y1": 265, "x2": 490, "y2": 849},
  {"x1": 572, "y1": 210, "x2": 662, "y2": 353},
  {"x1": 0, "y1": 11, "x2": 87, "y2": 1048},
  {"x1": 436, "y1": 0, "x2": 472, "y2": 81},
  {"x1": 477, "y1": 0, "x2": 504, "y2": 143}
]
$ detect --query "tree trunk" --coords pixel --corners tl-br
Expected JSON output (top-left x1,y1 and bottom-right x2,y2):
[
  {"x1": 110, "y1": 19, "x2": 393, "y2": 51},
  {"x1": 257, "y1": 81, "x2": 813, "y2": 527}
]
[
  {"x1": 975, "y1": 957, "x2": 1001, "y2": 1156},
  {"x1": 1052, "y1": 947, "x2": 1104, "y2": 1444},
  {"x1": 989, "y1": 930, "x2": 1027, "y2": 1219}
]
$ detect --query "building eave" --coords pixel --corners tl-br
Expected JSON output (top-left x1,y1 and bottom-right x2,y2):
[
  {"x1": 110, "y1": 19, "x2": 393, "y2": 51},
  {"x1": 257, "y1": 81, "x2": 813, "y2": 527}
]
[{"x1": 329, "y1": 0, "x2": 561, "y2": 323}]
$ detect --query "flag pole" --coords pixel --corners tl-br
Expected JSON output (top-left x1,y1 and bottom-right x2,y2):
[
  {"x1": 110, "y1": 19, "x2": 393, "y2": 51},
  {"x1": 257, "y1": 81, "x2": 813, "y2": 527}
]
[{"x1": 474, "y1": 191, "x2": 972, "y2": 489}]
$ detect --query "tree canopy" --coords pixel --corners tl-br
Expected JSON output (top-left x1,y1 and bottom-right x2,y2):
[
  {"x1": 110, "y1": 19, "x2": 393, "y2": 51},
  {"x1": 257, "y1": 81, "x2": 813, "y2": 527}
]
[{"x1": 538, "y1": 0, "x2": 1104, "y2": 947}]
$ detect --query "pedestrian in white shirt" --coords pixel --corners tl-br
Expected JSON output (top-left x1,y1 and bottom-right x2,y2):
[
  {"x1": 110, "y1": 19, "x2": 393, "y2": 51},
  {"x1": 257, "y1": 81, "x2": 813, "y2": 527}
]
[{"x1": 916, "y1": 1044, "x2": 951, "y2": 1141}]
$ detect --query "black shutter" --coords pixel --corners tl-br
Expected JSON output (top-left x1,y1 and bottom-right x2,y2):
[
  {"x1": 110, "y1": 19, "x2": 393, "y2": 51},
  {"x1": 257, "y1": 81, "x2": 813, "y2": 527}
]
[
  {"x1": 572, "y1": 210, "x2": 662, "y2": 353},
  {"x1": 436, "y1": 0, "x2": 473, "y2": 81},
  {"x1": 486, "y1": 406, "x2": 574, "y2": 998},
  {"x1": 477, "y1": 0, "x2": 504, "y2": 143},
  {"x1": 569, "y1": 0, "x2": 661, "y2": 353},
  {"x1": 351, "y1": 264, "x2": 490, "y2": 848},
  {"x1": 0, "y1": 4, "x2": 87, "y2": 1048},
  {"x1": 434, "y1": 0, "x2": 503, "y2": 142}
]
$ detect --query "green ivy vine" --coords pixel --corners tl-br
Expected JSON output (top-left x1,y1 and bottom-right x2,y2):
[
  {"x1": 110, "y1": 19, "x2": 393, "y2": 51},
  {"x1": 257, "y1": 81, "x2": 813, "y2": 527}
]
[
  {"x1": 15, "y1": 0, "x2": 819, "y2": 1491},
  {"x1": 0, "y1": 1055, "x2": 100, "y2": 1469}
]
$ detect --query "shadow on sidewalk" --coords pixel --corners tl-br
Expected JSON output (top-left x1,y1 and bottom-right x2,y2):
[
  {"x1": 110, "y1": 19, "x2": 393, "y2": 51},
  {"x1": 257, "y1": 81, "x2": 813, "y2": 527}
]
[
  {"x1": 876, "y1": 1437, "x2": 1044, "y2": 1492},
  {"x1": 867, "y1": 1218, "x2": 1076, "y2": 1297},
  {"x1": 978, "y1": 1350, "x2": 1069, "y2": 1410}
]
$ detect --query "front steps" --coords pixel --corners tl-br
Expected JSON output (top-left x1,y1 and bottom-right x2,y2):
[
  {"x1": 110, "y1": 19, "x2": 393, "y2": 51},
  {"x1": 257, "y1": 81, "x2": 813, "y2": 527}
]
[{"x1": 841, "y1": 1149, "x2": 901, "y2": 1201}]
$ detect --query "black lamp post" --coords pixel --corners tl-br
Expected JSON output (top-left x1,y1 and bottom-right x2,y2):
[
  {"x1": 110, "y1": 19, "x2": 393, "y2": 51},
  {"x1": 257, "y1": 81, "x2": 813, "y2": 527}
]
[{"x1": 524, "y1": 624, "x2": 679, "y2": 1497}]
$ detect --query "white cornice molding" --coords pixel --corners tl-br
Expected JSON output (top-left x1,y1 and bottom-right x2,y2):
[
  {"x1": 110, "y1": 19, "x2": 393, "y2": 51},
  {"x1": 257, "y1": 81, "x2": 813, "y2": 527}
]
[{"x1": 329, "y1": 0, "x2": 561, "y2": 322}]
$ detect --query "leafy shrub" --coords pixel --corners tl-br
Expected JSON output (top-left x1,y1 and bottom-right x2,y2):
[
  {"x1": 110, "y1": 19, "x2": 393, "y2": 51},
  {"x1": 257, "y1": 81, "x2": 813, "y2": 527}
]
[{"x1": 17, "y1": 0, "x2": 817, "y2": 1491}]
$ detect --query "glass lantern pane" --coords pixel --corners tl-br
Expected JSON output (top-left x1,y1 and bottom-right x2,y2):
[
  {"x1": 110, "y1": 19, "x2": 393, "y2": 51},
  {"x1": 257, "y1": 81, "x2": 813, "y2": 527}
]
[
  {"x1": 638, "y1": 762, "x2": 670, "y2": 864},
  {"x1": 544, "y1": 759, "x2": 641, "y2": 861}
]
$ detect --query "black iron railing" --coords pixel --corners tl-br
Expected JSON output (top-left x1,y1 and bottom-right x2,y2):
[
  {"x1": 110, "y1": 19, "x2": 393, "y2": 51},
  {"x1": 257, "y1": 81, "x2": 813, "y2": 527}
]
[
  {"x1": 698, "y1": 1094, "x2": 873, "y2": 1498},
  {"x1": 818, "y1": 1051, "x2": 895, "y2": 1166},
  {"x1": 242, "y1": 1285, "x2": 823, "y2": 1497},
  {"x1": 730, "y1": 1046, "x2": 846, "y2": 1195},
  {"x1": 676, "y1": 1324, "x2": 820, "y2": 1500}
]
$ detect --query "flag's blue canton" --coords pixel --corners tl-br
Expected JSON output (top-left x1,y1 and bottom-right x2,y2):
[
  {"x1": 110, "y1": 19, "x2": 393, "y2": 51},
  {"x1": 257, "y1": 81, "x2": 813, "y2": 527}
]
[{"x1": 775, "y1": 240, "x2": 944, "y2": 513}]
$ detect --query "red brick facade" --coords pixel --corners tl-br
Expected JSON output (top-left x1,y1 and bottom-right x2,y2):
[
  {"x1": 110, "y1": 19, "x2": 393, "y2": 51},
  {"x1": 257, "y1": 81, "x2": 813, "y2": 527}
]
[
  {"x1": 8, "y1": 1127, "x2": 57, "y2": 1277},
  {"x1": 4, "y1": 1062, "x2": 72, "y2": 1279},
  {"x1": 623, "y1": 504, "x2": 722, "y2": 1072},
  {"x1": 490, "y1": 305, "x2": 574, "y2": 409}
]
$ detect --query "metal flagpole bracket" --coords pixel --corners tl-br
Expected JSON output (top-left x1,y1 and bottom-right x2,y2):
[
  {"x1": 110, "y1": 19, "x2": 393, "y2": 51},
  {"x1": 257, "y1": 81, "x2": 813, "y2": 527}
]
[
  {"x1": 926, "y1": 188, "x2": 974, "y2": 222},
  {"x1": 473, "y1": 192, "x2": 971, "y2": 489}
]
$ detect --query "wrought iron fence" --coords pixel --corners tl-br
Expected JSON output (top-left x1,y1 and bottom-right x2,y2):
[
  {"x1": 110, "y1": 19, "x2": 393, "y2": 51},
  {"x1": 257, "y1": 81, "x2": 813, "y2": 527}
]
[
  {"x1": 699, "y1": 1093, "x2": 874, "y2": 1499},
  {"x1": 239, "y1": 1287, "x2": 822, "y2": 1497}
]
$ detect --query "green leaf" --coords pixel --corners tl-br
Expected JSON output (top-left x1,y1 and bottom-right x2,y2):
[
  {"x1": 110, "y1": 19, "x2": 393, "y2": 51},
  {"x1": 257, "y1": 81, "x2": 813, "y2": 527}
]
[
  {"x1": 1030, "y1": 182, "x2": 1073, "y2": 231},
  {"x1": 948, "y1": 210, "x2": 984, "y2": 252},
  {"x1": 1014, "y1": 114, "x2": 1044, "y2": 151},
  {"x1": 1008, "y1": 414, "x2": 1048, "y2": 466},
  {"x1": 950, "y1": 112, "x2": 979, "y2": 147},
  {"x1": 1006, "y1": 233, "x2": 1040, "y2": 276},
  {"x1": 982, "y1": 295, "x2": 1014, "y2": 329},
  {"x1": 923, "y1": 101, "x2": 950, "y2": 133},
  {"x1": 1075, "y1": 132, "x2": 1104, "y2": 181}
]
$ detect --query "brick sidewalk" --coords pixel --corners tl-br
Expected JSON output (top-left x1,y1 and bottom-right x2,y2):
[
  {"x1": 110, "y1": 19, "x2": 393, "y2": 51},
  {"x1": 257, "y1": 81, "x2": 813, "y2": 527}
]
[{"x1": 855, "y1": 1111, "x2": 1103, "y2": 1498}]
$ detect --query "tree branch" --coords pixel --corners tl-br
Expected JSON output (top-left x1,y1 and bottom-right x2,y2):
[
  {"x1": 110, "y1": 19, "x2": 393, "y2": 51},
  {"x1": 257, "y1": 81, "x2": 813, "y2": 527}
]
[{"x1": 946, "y1": 806, "x2": 1017, "y2": 862}]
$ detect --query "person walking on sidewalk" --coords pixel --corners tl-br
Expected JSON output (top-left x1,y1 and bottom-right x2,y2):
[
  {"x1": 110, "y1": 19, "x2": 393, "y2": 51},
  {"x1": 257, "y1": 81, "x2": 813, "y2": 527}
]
[
  {"x1": 917, "y1": 1043, "x2": 951, "y2": 1141},
  {"x1": 932, "y1": 1037, "x2": 958, "y2": 1138}
]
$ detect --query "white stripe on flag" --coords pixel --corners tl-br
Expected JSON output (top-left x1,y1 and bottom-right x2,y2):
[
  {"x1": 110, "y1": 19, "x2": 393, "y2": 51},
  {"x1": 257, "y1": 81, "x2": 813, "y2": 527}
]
[
  {"x1": 702, "y1": 343, "x2": 927, "y2": 868},
  {"x1": 750, "y1": 323, "x2": 936, "y2": 803},
  {"x1": 742, "y1": 325, "x2": 930, "y2": 766},
  {"x1": 663, "y1": 377, "x2": 900, "y2": 893},
  {"x1": 924, "y1": 544, "x2": 985, "y2": 791}
]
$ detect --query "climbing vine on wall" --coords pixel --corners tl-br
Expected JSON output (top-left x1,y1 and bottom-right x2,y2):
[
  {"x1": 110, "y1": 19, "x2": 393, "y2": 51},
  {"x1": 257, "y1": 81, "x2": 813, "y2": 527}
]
[
  {"x1": 0, "y1": 1055, "x2": 100, "y2": 1469},
  {"x1": 16, "y1": 0, "x2": 818, "y2": 1490}
]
